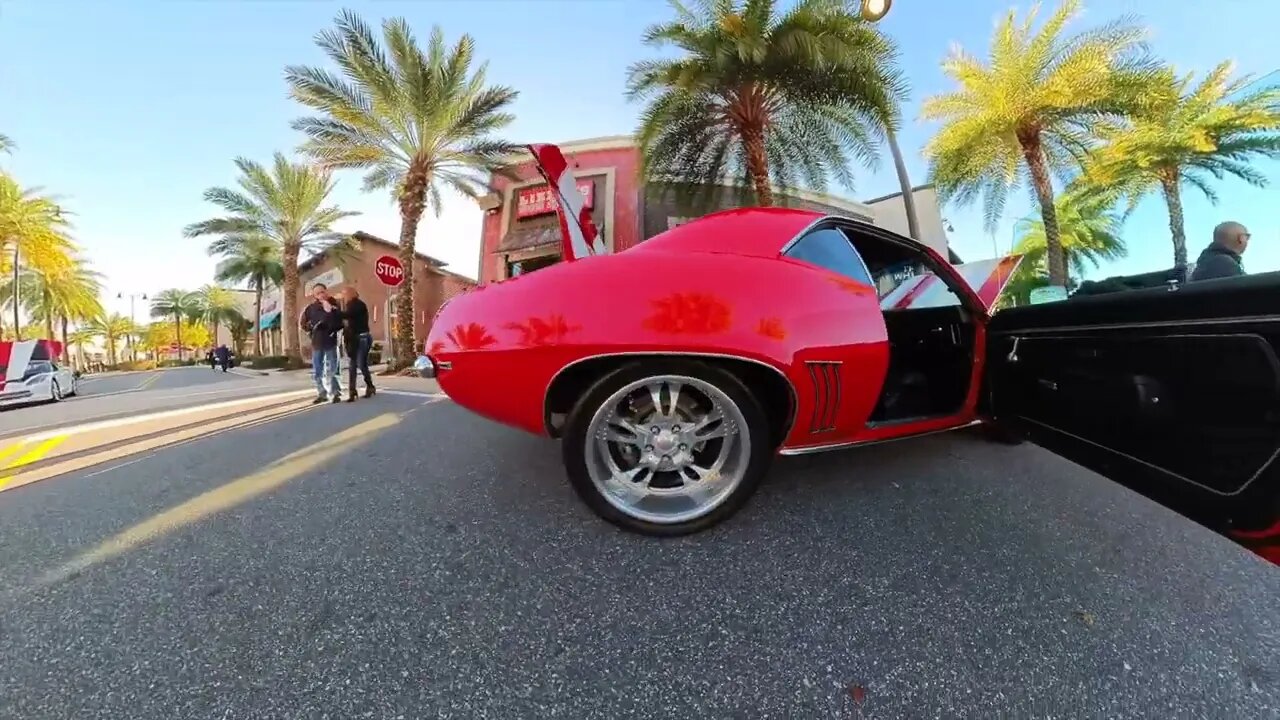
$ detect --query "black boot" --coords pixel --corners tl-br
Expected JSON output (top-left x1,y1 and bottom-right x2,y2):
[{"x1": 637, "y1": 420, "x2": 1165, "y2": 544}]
[
  {"x1": 346, "y1": 391, "x2": 357, "y2": 403},
  {"x1": 363, "y1": 384, "x2": 375, "y2": 398},
  {"x1": 312, "y1": 395, "x2": 327, "y2": 405}
]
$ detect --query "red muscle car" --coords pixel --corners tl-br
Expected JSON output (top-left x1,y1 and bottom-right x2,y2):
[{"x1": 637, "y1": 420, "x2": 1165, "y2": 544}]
[{"x1": 424, "y1": 144, "x2": 1280, "y2": 564}]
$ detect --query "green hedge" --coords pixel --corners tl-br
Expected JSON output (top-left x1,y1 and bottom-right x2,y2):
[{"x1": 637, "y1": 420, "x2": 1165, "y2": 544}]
[
  {"x1": 159, "y1": 359, "x2": 199, "y2": 368},
  {"x1": 248, "y1": 355, "x2": 292, "y2": 369}
]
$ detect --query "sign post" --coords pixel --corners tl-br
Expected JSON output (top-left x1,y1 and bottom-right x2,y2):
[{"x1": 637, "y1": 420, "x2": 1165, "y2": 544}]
[{"x1": 375, "y1": 255, "x2": 405, "y2": 287}]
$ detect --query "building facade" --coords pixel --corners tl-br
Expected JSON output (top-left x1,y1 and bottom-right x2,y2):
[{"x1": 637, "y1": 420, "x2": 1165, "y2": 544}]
[
  {"x1": 477, "y1": 136, "x2": 956, "y2": 285},
  {"x1": 254, "y1": 232, "x2": 475, "y2": 357}
]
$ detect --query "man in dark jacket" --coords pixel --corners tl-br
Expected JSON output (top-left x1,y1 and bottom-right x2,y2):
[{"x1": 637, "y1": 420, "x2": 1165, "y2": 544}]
[
  {"x1": 299, "y1": 283, "x2": 343, "y2": 404},
  {"x1": 1190, "y1": 221, "x2": 1249, "y2": 282},
  {"x1": 214, "y1": 344, "x2": 231, "y2": 372},
  {"x1": 340, "y1": 286, "x2": 375, "y2": 402}
]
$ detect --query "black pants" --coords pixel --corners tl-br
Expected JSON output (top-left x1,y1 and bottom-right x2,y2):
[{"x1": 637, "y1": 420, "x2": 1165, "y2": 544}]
[{"x1": 345, "y1": 333, "x2": 374, "y2": 393}]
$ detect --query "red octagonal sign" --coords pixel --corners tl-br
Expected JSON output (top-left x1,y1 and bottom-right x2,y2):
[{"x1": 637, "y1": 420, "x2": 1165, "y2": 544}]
[{"x1": 374, "y1": 255, "x2": 405, "y2": 287}]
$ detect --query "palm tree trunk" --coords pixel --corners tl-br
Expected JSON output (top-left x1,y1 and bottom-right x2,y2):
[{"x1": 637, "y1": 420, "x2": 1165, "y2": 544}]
[
  {"x1": 59, "y1": 316, "x2": 69, "y2": 364},
  {"x1": 74, "y1": 339, "x2": 85, "y2": 371},
  {"x1": 282, "y1": 243, "x2": 302, "y2": 362},
  {"x1": 742, "y1": 127, "x2": 774, "y2": 207},
  {"x1": 1017, "y1": 131, "x2": 1067, "y2": 287},
  {"x1": 1159, "y1": 173, "x2": 1189, "y2": 274},
  {"x1": 886, "y1": 129, "x2": 922, "y2": 241},
  {"x1": 174, "y1": 312, "x2": 183, "y2": 361},
  {"x1": 253, "y1": 280, "x2": 264, "y2": 357},
  {"x1": 395, "y1": 167, "x2": 429, "y2": 368},
  {"x1": 42, "y1": 287, "x2": 54, "y2": 341}
]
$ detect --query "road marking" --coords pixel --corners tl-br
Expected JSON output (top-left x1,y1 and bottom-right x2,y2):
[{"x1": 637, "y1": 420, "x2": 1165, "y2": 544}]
[
  {"x1": 14, "y1": 389, "x2": 314, "y2": 443},
  {"x1": 136, "y1": 373, "x2": 162, "y2": 391},
  {"x1": 41, "y1": 412, "x2": 401, "y2": 586},
  {"x1": 82, "y1": 404, "x2": 321, "y2": 480},
  {"x1": 0, "y1": 440, "x2": 29, "y2": 465},
  {"x1": 0, "y1": 436, "x2": 68, "y2": 489},
  {"x1": 82, "y1": 455, "x2": 149, "y2": 478}
]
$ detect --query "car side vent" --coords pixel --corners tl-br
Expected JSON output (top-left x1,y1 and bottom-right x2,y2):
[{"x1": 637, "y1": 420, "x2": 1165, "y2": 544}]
[{"x1": 805, "y1": 361, "x2": 842, "y2": 433}]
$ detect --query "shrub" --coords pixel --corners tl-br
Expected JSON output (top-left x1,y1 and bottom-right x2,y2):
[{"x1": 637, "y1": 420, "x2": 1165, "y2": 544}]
[
  {"x1": 368, "y1": 342, "x2": 383, "y2": 365},
  {"x1": 159, "y1": 359, "x2": 198, "y2": 368},
  {"x1": 116, "y1": 359, "x2": 158, "y2": 372},
  {"x1": 247, "y1": 355, "x2": 292, "y2": 370}
]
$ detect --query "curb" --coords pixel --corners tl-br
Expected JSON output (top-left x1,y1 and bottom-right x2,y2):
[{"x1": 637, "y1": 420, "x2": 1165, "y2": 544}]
[{"x1": 12, "y1": 389, "x2": 315, "y2": 444}]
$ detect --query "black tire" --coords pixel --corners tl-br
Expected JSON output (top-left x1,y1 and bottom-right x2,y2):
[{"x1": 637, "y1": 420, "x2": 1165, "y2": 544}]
[
  {"x1": 561, "y1": 359, "x2": 773, "y2": 537},
  {"x1": 980, "y1": 418, "x2": 1025, "y2": 445}
]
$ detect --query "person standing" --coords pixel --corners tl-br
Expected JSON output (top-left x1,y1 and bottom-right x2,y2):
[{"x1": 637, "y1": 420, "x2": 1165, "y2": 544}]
[
  {"x1": 339, "y1": 286, "x2": 375, "y2": 401},
  {"x1": 214, "y1": 344, "x2": 231, "y2": 372},
  {"x1": 1190, "y1": 221, "x2": 1249, "y2": 282},
  {"x1": 299, "y1": 283, "x2": 343, "y2": 404}
]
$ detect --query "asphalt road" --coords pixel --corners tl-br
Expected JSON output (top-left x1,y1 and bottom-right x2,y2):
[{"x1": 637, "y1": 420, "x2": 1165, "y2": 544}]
[
  {"x1": 0, "y1": 367, "x2": 313, "y2": 437},
  {"x1": 0, "y1": 395, "x2": 1276, "y2": 719}
]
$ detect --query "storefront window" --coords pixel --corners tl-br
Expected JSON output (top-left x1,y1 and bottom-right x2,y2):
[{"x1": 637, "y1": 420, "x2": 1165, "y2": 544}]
[{"x1": 507, "y1": 254, "x2": 560, "y2": 278}]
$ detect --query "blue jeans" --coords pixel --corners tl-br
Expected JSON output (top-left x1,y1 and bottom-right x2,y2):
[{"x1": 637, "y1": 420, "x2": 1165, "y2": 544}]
[
  {"x1": 346, "y1": 333, "x2": 373, "y2": 392},
  {"x1": 311, "y1": 347, "x2": 340, "y2": 397}
]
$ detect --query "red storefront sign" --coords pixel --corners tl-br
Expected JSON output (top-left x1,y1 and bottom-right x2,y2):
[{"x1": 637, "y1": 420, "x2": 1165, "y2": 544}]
[{"x1": 516, "y1": 180, "x2": 594, "y2": 219}]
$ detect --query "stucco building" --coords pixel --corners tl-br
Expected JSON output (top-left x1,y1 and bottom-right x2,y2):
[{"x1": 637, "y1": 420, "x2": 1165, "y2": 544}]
[
  {"x1": 249, "y1": 231, "x2": 475, "y2": 358},
  {"x1": 476, "y1": 135, "x2": 957, "y2": 285}
]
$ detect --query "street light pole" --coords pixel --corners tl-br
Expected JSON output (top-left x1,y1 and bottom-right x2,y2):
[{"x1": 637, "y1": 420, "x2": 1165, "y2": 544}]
[{"x1": 117, "y1": 292, "x2": 147, "y2": 360}]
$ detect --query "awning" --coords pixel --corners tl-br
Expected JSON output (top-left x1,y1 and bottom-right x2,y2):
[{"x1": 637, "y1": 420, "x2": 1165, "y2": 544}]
[
  {"x1": 497, "y1": 225, "x2": 560, "y2": 253},
  {"x1": 259, "y1": 310, "x2": 281, "y2": 331}
]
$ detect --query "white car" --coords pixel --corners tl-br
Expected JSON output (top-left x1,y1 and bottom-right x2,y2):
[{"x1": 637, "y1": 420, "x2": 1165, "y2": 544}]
[{"x1": 0, "y1": 346, "x2": 77, "y2": 408}]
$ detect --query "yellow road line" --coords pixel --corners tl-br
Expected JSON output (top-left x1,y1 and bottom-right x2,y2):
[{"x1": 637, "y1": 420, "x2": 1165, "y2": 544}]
[
  {"x1": 0, "y1": 440, "x2": 29, "y2": 466},
  {"x1": 137, "y1": 372, "x2": 162, "y2": 390},
  {"x1": 41, "y1": 412, "x2": 400, "y2": 586},
  {"x1": 0, "y1": 435, "x2": 68, "y2": 489}
]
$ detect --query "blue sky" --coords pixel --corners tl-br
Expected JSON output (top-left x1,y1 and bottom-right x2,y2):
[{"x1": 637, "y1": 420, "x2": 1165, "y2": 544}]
[{"x1": 2, "y1": 0, "x2": 1277, "y2": 320}]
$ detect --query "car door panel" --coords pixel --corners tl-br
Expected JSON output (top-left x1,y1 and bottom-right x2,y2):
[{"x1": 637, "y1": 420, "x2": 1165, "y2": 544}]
[{"x1": 986, "y1": 272, "x2": 1280, "y2": 538}]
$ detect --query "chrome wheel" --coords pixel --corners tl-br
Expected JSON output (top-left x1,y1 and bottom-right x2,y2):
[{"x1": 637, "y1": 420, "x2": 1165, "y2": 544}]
[{"x1": 584, "y1": 374, "x2": 751, "y2": 525}]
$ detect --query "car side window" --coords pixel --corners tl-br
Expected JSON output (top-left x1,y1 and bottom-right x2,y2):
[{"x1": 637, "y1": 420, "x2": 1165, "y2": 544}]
[
  {"x1": 785, "y1": 227, "x2": 874, "y2": 287},
  {"x1": 28, "y1": 361, "x2": 53, "y2": 374}
]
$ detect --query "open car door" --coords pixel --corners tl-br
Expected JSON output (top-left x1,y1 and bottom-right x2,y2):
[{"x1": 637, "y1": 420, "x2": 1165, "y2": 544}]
[{"x1": 984, "y1": 272, "x2": 1280, "y2": 562}]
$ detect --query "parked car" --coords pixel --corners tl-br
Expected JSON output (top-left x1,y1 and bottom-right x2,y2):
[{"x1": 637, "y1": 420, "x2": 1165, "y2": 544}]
[
  {"x1": 422, "y1": 143, "x2": 1280, "y2": 565},
  {"x1": 0, "y1": 340, "x2": 78, "y2": 407}
]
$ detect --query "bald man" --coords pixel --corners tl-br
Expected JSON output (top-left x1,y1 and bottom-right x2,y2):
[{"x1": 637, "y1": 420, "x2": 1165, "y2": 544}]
[{"x1": 1190, "y1": 221, "x2": 1249, "y2": 282}]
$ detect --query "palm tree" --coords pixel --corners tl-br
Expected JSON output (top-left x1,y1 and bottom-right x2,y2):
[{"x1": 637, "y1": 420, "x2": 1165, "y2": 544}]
[
  {"x1": 1001, "y1": 190, "x2": 1128, "y2": 306},
  {"x1": 209, "y1": 233, "x2": 283, "y2": 356},
  {"x1": 921, "y1": 0, "x2": 1156, "y2": 288},
  {"x1": 184, "y1": 156, "x2": 356, "y2": 362},
  {"x1": 149, "y1": 289, "x2": 200, "y2": 360},
  {"x1": 20, "y1": 259, "x2": 104, "y2": 363},
  {"x1": 628, "y1": 0, "x2": 905, "y2": 208},
  {"x1": 1079, "y1": 62, "x2": 1280, "y2": 270},
  {"x1": 228, "y1": 316, "x2": 253, "y2": 357},
  {"x1": 67, "y1": 326, "x2": 96, "y2": 370},
  {"x1": 90, "y1": 313, "x2": 132, "y2": 366},
  {"x1": 0, "y1": 173, "x2": 76, "y2": 338},
  {"x1": 194, "y1": 284, "x2": 245, "y2": 347},
  {"x1": 0, "y1": 133, "x2": 13, "y2": 155},
  {"x1": 286, "y1": 10, "x2": 519, "y2": 365}
]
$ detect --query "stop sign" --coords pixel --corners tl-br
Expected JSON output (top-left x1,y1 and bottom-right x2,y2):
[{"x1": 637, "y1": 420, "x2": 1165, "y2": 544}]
[{"x1": 374, "y1": 255, "x2": 405, "y2": 287}]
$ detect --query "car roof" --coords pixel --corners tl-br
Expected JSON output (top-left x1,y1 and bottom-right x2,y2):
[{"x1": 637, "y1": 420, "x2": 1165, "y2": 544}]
[{"x1": 630, "y1": 206, "x2": 824, "y2": 259}]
